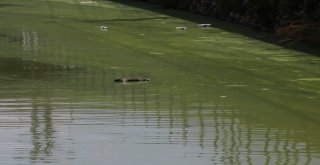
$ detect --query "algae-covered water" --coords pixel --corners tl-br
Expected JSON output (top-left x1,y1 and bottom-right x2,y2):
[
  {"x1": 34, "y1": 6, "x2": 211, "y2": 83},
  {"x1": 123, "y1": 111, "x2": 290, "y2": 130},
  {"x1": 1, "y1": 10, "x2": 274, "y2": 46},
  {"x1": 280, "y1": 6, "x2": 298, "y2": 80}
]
[{"x1": 0, "y1": 0, "x2": 320, "y2": 164}]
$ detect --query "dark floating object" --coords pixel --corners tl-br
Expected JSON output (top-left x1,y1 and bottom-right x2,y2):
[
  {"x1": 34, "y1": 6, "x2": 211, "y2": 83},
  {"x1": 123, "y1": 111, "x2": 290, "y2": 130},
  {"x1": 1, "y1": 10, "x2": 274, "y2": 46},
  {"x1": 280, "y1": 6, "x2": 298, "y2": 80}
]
[{"x1": 114, "y1": 77, "x2": 150, "y2": 83}]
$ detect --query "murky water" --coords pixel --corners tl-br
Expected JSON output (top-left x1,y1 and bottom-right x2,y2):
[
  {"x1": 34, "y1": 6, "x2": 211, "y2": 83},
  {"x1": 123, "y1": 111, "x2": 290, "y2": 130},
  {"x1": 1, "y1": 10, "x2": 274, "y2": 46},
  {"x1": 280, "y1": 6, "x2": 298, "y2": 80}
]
[
  {"x1": 1, "y1": 60, "x2": 318, "y2": 165},
  {"x1": 1, "y1": 0, "x2": 320, "y2": 164}
]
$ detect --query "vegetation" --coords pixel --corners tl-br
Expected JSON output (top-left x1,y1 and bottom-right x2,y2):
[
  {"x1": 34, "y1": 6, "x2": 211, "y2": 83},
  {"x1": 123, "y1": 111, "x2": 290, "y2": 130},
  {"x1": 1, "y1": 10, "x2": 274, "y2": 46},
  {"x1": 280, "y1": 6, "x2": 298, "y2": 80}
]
[{"x1": 141, "y1": 0, "x2": 320, "y2": 44}]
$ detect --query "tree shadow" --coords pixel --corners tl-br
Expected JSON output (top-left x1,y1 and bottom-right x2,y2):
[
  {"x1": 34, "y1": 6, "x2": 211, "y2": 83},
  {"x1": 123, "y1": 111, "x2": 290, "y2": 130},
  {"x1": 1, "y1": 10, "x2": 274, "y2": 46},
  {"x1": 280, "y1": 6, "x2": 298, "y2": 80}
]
[
  {"x1": 107, "y1": 0, "x2": 320, "y2": 57},
  {"x1": 0, "y1": 3, "x2": 24, "y2": 7}
]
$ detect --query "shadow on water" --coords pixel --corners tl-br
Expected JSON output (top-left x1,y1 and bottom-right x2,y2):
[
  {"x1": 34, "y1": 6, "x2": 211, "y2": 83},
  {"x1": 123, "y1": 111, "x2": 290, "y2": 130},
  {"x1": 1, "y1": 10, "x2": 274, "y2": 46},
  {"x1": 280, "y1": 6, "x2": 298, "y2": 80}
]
[
  {"x1": 108, "y1": 0, "x2": 320, "y2": 56},
  {"x1": 0, "y1": 57, "x2": 85, "y2": 80},
  {"x1": 0, "y1": 3, "x2": 24, "y2": 8},
  {"x1": 0, "y1": 32, "x2": 22, "y2": 43}
]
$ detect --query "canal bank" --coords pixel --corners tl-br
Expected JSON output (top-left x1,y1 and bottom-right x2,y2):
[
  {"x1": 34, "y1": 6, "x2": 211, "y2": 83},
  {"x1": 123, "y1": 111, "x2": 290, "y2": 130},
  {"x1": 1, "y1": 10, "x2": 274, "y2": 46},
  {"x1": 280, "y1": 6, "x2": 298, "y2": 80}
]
[{"x1": 136, "y1": 0, "x2": 320, "y2": 45}]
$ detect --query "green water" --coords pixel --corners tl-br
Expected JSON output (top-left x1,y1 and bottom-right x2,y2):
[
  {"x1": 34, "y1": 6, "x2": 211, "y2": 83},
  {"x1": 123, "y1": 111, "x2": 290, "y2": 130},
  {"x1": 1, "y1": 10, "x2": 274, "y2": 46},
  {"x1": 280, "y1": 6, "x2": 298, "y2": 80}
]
[{"x1": 0, "y1": 0, "x2": 320, "y2": 164}]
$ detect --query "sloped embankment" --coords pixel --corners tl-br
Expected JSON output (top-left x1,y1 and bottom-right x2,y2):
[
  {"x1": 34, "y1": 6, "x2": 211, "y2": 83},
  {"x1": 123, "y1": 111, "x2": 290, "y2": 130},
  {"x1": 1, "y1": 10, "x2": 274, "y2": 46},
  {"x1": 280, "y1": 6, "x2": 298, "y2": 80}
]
[{"x1": 141, "y1": 0, "x2": 320, "y2": 45}]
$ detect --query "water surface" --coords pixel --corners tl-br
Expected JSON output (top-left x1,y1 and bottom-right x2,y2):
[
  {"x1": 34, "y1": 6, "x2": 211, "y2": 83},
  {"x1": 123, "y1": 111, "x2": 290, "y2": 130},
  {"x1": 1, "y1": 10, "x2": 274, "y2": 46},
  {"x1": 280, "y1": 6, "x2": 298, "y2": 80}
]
[{"x1": 0, "y1": 0, "x2": 320, "y2": 164}]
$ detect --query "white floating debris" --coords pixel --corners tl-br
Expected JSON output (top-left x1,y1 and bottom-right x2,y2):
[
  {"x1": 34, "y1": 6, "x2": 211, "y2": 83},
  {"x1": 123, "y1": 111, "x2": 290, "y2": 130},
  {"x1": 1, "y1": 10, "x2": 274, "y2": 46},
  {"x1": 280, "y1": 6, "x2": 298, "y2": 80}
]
[
  {"x1": 100, "y1": 26, "x2": 108, "y2": 31},
  {"x1": 176, "y1": 27, "x2": 187, "y2": 30},
  {"x1": 198, "y1": 24, "x2": 211, "y2": 27},
  {"x1": 80, "y1": 1, "x2": 97, "y2": 4},
  {"x1": 149, "y1": 52, "x2": 164, "y2": 55}
]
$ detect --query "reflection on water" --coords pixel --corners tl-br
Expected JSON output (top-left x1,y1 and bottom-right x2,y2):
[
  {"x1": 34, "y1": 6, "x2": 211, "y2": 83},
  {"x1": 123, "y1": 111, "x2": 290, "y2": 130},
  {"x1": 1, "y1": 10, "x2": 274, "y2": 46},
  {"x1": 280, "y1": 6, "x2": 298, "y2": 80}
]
[
  {"x1": 29, "y1": 97, "x2": 55, "y2": 163},
  {"x1": 0, "y1": 59, "x2": 319, "y2": 165},
  {"x1": 22, "y1": 30, "x2": 39, "y2": 52}
]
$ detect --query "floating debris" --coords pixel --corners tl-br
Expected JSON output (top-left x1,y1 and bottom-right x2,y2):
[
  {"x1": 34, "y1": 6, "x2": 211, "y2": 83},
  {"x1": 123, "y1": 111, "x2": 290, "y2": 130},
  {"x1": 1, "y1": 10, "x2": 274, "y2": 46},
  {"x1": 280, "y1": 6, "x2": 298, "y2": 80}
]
[
  {"x1": 149, "y1": 52, "x2": 164, "y2": 55},
  {"x1": 198, "y1": 24, "x2": 211, "y2": 27},
  {"x1": 176, "y1": 27, "x2": 187, "y2": 30},
  {"x1": 100, "y1": 26, "x2": 108, "y2": 31},
  {"x1": 80, "y1": 1, "x2": 97, "y2": 4},
  {"x1": 114, "y1": 77, "x2": 150, "y2": 83},
  {"x1": 277, "y1": 39, "x2": 293, "y2": 43}
]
